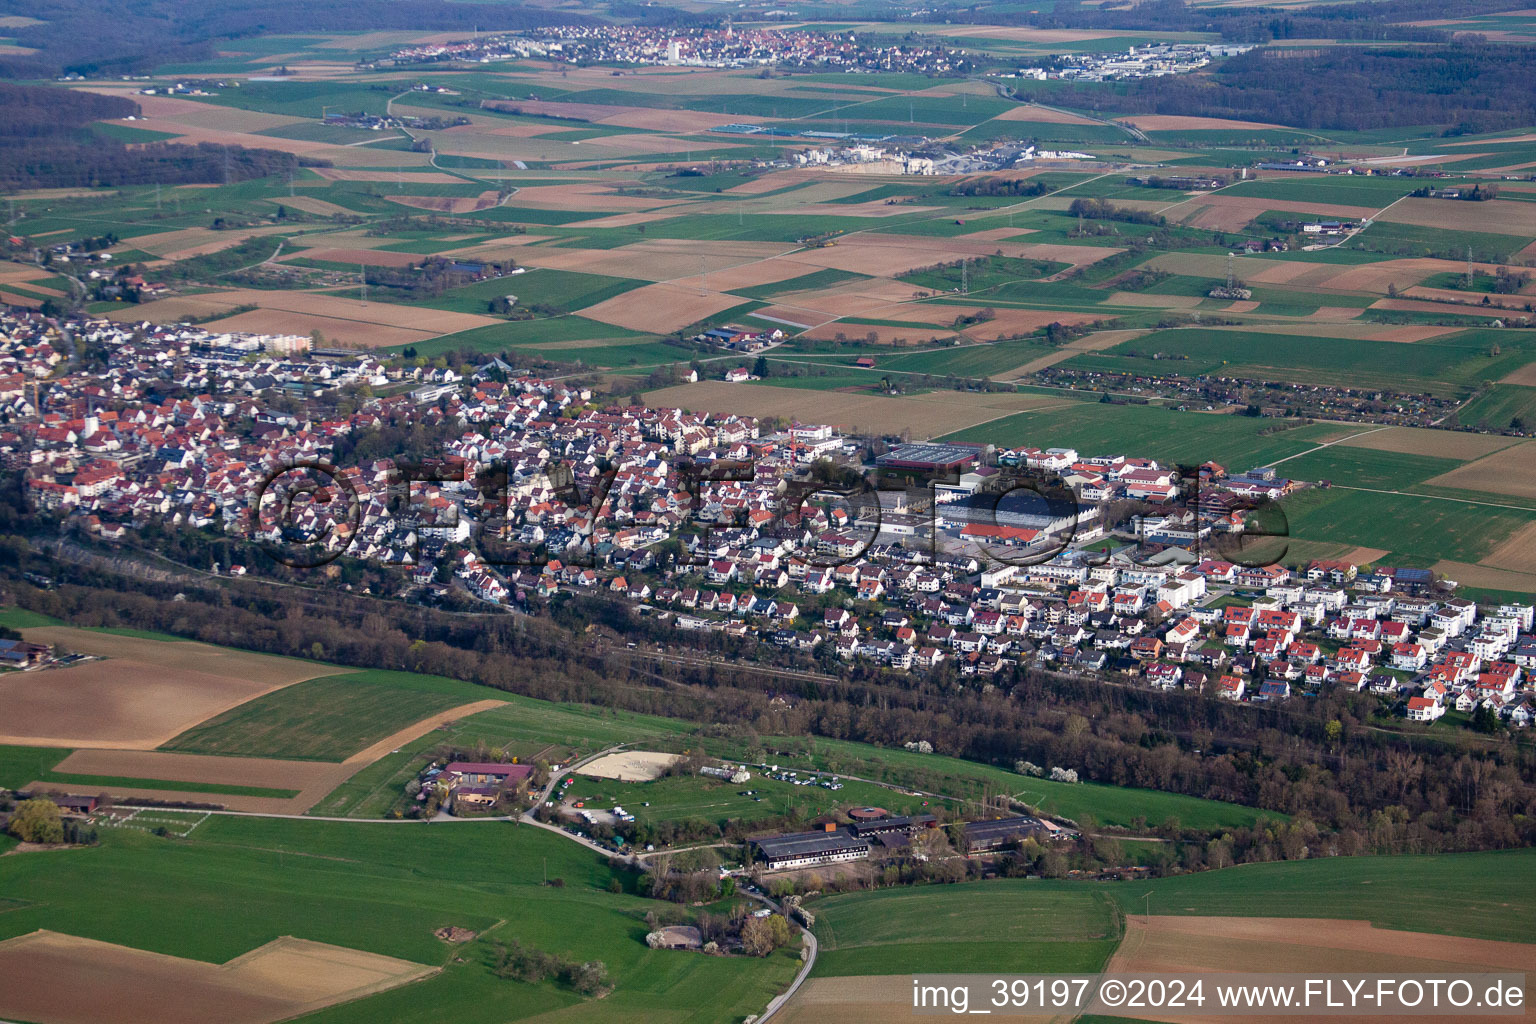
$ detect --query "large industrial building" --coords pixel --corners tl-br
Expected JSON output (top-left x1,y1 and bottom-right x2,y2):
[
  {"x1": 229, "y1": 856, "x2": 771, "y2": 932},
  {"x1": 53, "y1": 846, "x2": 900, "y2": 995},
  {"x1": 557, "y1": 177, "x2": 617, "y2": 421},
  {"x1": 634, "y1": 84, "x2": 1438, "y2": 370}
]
[{"x1": 876, "y1": 442, "x2": 984, "y2": 475}]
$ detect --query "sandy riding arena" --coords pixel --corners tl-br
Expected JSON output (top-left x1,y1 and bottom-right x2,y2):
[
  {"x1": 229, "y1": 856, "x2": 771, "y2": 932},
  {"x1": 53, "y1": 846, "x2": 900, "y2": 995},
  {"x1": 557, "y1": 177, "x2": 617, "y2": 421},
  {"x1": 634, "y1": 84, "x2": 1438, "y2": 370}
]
[
  {"x1": 576, "y1": 750, "x2": 684, "y2": 782},
  {"x1": 0, "y1": 931, "x2": 436, "y2": 1024},
  {"x1": 1104, "y1": 916, "x2": 1536, "y2": 1024},
  {"x1": 0, "y1": 629, "x2": 345, "y2": 750}
]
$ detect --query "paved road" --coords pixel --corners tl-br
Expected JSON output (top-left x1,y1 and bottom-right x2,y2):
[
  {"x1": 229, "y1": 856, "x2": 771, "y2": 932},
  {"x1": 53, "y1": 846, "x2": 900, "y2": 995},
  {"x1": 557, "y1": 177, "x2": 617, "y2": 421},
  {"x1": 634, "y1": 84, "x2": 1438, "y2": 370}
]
[
  {"x1": 517, "y1": 744, "x2": 637, "y2": 857},
  {"x1": 753, "y1": 895, "x2": 818, "y2": 1024},
  {"x1": 113, "y1": 739, "x2": 821, "y2": 1018}
]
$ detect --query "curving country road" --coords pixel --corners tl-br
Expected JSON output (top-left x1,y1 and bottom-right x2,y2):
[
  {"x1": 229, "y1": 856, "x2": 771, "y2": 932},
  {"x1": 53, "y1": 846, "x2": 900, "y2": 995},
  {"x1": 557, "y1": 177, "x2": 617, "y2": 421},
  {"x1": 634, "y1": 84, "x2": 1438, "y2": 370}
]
[{"x1": 112, "y1": 739, "x2": 820, "y2": 1021}]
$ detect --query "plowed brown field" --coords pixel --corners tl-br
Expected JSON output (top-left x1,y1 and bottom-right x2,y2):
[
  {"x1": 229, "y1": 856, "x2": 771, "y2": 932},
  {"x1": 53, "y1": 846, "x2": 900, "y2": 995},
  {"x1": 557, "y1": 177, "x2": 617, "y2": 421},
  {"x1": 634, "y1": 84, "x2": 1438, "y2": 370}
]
[
  {"x1": 1423, "y1": 441, "x2": 1536, "y2": 500},
  {"x1": 0, "y1": 931, "x2": 434, "y2": 1024},
  {"x1": 1103, "y1": 916, "x2": 1536, "y2": 1024},
  {"x1": 0, "y1": 628, "x2": 345, "y2": 750}
]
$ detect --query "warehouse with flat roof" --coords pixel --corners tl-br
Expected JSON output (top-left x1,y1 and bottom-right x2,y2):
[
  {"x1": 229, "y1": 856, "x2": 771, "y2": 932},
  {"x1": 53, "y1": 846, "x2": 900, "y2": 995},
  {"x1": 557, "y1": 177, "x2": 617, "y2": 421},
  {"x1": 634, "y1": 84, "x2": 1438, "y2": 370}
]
[{"x1": 877, "y1": 442, "x2": 983, "y2": 474}]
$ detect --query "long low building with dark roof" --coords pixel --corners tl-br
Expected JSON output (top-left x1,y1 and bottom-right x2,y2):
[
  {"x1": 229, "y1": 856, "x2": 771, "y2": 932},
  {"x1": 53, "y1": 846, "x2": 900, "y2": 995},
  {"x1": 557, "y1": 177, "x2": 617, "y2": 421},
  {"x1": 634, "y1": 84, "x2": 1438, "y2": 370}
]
[
  {"x1": 962, "y1": 815, "x2": 1048, "y2": 852},
  {"x1": 749, "y1": 829, "x2": 871, "y2": 870},
  {"x1": 847, "y1": 813, "x2": 936, "y2": 838}
]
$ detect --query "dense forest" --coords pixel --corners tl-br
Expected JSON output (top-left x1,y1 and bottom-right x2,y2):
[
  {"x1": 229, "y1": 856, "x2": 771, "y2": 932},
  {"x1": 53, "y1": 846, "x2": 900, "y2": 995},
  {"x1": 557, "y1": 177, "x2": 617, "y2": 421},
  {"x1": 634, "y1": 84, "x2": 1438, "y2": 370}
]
[
  {"x1": 0, "y1": 84, "x2": 308, "y2": 189},
  {"x1": 3, "y1": 526, "x2": 1532, "y2": 867},
  {"x1": 0, "y1": 0, "x2": 594, "y2": 77},
  {"x1": 1011, "y1": 44, "x2": 1536, "y2": 132}
]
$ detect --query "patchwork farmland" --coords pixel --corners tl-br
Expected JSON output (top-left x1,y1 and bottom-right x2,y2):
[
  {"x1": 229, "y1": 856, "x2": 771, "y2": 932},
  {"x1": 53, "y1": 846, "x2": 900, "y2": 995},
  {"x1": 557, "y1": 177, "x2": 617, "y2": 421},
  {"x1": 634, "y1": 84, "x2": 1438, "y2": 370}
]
[{"x1": 6, "y1": 16, "x2": 1536, "y2": 1024}]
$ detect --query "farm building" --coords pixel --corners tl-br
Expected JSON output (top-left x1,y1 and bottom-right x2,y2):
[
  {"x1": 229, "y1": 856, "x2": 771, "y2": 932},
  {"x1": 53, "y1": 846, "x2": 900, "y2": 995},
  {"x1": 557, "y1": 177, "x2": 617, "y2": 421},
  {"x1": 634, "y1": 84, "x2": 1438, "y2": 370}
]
[
  {"x1": 650, "y1": 926, "x2": 703, "y2": 950},
  {"x1": 700, "y1": 764, "x2": 752, "y2": 784},
  {"x1": 0, "y1": 638, "x2": 52, "y2": 668},
  {"x1": 750, "y1": 829, "x2": 871, "y2": 870},
  {"x1": 442, "y1": 762, "x2": 534, "y2": 788},
  {"x1": 441, "y1": 762, "x2": 534, "y2": 813},
  {"x1": 963, "y1": 815, "x2": 1048, "y2": 852},
  {"x1": 38, "y1": 794, "x2": 100, "y2": 815},
  {"x1": 846, "y1": 813, "x2": 937, "y2": 838},
  {"x1": 452, "y1": 785, "x2": 502, "y2": 811},
  {"x1": 846, "y1": 806, "x2": 890, "y2": 821}
]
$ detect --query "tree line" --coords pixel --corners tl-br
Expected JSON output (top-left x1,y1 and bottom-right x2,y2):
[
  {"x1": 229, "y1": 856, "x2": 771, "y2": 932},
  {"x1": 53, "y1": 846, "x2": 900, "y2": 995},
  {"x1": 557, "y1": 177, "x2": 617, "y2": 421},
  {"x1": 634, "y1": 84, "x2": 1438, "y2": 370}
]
[
  {"x1": 3, "y1": 529, "x2": 1532, "y2": 869},
  {"x1": 0, "y1": 84, "x2": 312, "y2": 189}
]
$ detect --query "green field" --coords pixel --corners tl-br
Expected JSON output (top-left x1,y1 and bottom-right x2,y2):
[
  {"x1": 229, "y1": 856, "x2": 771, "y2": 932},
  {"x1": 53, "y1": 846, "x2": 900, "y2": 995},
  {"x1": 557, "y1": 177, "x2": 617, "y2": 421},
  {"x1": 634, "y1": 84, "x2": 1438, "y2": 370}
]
[
  {"x1": 760, "y1": 736, "x2": 1277, "y2": 832},
  {"x1": 944, "y1": 403, "x2": 1344, "y2": 472},
  {"x1": 409, "y1": 317, "x2": 662, "y2": 360},
  {"x1": 1062, "y1": 328, "x2": 1535, "y2": 397},
  {"x1": 159, "y1": 669, "x2": 493, "y2": 761},
  {"x1": 311, "y1": 692, "x2": 703, "y2": 818},
  {"x1": 92, "y1": 122, "x2": 180, "y2": 144},
  {"x1": 407, "y1": 269, "x2": 646, "y2": 316},
  {"x1": 1455, "y1": 384, "x2": 1536, "y2": 431},
  {"x1": 307, "y1": 676, "x2": 1274, "y2": 831},
  {"x1": 1271, "y1": 447, "x2": 1464, "y2": 492},
  {"x1": 1282, "y1": 487, "x2": 1536, "y2": 564},
  {"x1": 0, "y1": 606, "x2": 189, "y2": 642},
  {"x1": 0, "y1": 607, "x2": 65, "y2": 629},
  {"x1": 558, "y1": 771, "x2": 952, "y2": 830},
  {"x1": 806, "y1": 848, "x2": 1536, "y2": 977},
  {"x1": 0, "y1": 816, "x2": 799, "y2": 1024},
  {"x1": 0, "y1": 744, "x2": 71, "y2": 790},
  {"x1": 1103, "y1": 848, "x2": 1536, "y2": 940},
  {"x1": 1220, "y1": 175, "x2": 1424, "y2": 206},
  {"x1": 811, "y1": 885, "x2": 1120, "y2": 976},
  {"x1": 1352, "y1": 220, "x2": 1531, "y2": 263}
]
